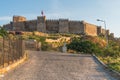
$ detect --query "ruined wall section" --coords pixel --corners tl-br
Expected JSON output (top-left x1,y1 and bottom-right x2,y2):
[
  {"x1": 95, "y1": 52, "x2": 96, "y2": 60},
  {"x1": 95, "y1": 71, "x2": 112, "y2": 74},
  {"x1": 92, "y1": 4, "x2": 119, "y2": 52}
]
[
  {"x1": 46, "y1": 20, "x2": 59, "y2": 33},
  {"x1": 83, "y1": 22, "x2": 97, "y2": 36},
  {"x1": 59, "y1": 19, "x2": 69, "y2": 33},
  {"x1": 24, "y1": 20, "x2": 37, "y2": 31},
  {"x1": 69, "y1": 21, "x2": 84, "y2": 34},
  {"x1": 37, "y1": 16, "x2": 46, "y2": 32}
]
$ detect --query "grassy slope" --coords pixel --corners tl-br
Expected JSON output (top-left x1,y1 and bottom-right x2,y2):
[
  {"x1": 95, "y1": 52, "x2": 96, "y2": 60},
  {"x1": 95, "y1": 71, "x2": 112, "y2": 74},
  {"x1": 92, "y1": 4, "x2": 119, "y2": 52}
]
[{"x1": 22, "y1": 32, "x2": 120, "y2": 72}]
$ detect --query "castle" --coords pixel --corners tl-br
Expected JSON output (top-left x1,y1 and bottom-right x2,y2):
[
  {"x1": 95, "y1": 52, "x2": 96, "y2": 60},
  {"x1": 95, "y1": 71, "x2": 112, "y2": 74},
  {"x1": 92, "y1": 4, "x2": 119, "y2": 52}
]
[{"x1": 3, "y1": 15, "x2": 114, "y2": 37}]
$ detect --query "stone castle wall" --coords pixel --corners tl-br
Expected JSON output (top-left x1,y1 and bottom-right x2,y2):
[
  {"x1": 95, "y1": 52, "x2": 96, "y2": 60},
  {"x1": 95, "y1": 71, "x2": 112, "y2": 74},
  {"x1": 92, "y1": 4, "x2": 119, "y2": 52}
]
[
  {"x1": 69, "y1": 21, "x2": 84, "y2": 34},
  {"x1": 3, "y1": 15, "x2": 111, "y2": 37},
  {"x1": 97, "y1": 26, "x2": 102, "y2": 35},
  {"x1": 59, "y1": 19, "x2": 69, "y2": 33},
  {"x1": 12, "y1": 22, "x2": 25, "y2": 31},
  {"x1": 46, "y1": 20, "x2": 59, "y2": 33},
  {"x1": 3, "y1": 23, "x2": 12, "y2": 30},
  {"x1": 83, "y1": 22, "x2": 97, "y2": 36},
  {"x1": 25, "y1": 20, "x2": 37, "y2": 31}
]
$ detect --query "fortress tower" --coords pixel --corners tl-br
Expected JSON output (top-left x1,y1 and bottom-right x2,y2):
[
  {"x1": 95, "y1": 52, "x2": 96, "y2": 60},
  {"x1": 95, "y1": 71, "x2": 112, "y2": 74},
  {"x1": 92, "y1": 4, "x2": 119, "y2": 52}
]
[
  {"x1": 97, "y1": 26, "x2": 102, "y2": 35},
  {"x1": 12, "y1": 16, "x2": 26, "y2": 31},
  {"x1": 13, "y1": 16, "x2": 26, "y2": 22},
  {"x1": 37, "y1": 16, "x2": 46, "y2": 32}
]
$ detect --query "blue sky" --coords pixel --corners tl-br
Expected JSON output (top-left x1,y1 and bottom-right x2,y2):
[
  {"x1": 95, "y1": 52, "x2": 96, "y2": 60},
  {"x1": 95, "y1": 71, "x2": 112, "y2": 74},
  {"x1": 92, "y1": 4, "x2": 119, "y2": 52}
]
[{"x1": 0, "y1": 0, "x2": 120, "y2": 37}]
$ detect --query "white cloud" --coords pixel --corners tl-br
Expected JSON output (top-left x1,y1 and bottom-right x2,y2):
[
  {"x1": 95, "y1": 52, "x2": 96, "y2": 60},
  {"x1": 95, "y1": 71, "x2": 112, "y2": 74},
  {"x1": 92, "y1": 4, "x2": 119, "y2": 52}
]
[{"x1": 0, "y1": 16, "x2": 12, "y2": 21}]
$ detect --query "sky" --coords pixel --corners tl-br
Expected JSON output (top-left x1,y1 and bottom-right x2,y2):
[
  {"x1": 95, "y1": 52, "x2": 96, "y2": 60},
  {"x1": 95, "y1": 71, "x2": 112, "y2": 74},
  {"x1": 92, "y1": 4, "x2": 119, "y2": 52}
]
[{"x1": 0, "y1": 0, "x2": 120, "y2": 37}]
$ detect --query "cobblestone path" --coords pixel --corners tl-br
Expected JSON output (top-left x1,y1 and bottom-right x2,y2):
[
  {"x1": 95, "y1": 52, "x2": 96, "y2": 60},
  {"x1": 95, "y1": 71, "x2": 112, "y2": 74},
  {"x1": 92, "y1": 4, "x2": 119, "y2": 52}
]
[{"x1": 3, "y1": 51, "x2": 117, "y2": 80}]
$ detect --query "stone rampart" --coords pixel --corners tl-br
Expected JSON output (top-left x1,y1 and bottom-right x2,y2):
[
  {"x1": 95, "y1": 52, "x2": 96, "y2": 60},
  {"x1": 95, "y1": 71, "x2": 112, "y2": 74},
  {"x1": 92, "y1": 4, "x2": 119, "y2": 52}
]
[
  {"x1": 3, "y1": 15, "x2": 113, "y2": 37},
  {"x1": 69, "y1": 21, "x2": 84, "y2": 34},
  {"x1": 106, "y1": 30, "x2": 110, "y2": 36},
  {"x1": 46, "y1": 20, "x2": 59, "y2": 33},
  {"x1": 25, "y1": 20, "x2": 37, "y2": 31},
  {"x1": 102, "y1": 29, "x2": 106, "y2": 35},
  {"x1": 3, "y1": 23, "x2": 12, "y2": 30},
  {"x1": 97, "y1": 26, "x2": 102, "y2": 35},
  {"x1": 110, "y1": 33, "x2": 114, "y2": 38},
  {"x1": 59, "y1": 19, "x2": 69, "y2": 33},
  {"x1": 12, "y1": 22, "x2": 25, "y2": 31},
  {"x1": 83, "y1": 22, "x2": 97, "y2": 36}
]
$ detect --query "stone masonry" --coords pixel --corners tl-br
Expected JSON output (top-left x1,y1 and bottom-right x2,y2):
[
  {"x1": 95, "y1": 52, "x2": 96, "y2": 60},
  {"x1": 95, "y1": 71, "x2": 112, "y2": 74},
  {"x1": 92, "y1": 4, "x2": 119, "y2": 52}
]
[
  {"x1": 3, "y1": 15, "x2": 111, "y2": 36},
  {"x1": 59, "y1": 19, "x2": 69, "y2": 33},
  {"x1": 37, "y1": 16, "x2": 46, "y2": 32}
]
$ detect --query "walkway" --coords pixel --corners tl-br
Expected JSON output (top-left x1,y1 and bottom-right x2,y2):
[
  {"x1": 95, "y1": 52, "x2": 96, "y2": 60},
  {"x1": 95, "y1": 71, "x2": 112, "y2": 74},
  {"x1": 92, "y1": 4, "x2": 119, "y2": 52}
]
[{"x1": 3, "y1": 51, "x2": 117, "y2": 80}]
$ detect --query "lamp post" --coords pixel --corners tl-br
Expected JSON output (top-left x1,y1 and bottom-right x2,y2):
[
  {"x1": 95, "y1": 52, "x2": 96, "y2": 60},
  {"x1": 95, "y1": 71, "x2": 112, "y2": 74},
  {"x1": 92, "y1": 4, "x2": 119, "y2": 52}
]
[{"x1": 97, "y1": 19, "x2": 108, "y2": 47}]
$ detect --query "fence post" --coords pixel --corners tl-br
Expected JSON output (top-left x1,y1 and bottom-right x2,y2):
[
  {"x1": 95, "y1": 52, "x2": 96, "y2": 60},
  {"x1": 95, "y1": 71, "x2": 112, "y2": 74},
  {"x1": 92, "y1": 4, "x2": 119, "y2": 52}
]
[
  {"x1": 18, "y1": 36, "x2": 21, "y2": 59},
  {"x1": 7, "y1": 37, "x2": 10, "y2": 65},
  {"x1": 2, "y1": 37, "x2": 5, "y2": 67},
  {"x1": 12, "y1": 37, "x2": 15, "y2": 62},
  {"x1": 0, "y1": 35, "x2": 25, "y2": 68},
  {"x1": 15, "y1": 36, "x2": 18, "y2": 61},
  {"x1": 16, "y1": 37, "x2": 19, "y2": 60},
  {"x1": 22, "y1": 38, "x2": 24, "y2": 57},
  {"x1": 20, "y1": 37, "x2": 23, "y2": 57}
]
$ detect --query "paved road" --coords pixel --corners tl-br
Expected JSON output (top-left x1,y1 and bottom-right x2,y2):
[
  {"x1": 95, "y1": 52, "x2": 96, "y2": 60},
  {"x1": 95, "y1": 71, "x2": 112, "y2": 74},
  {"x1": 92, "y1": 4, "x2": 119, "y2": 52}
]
[{"x1": 3, "y1": 51, "x2": 117, "y2": 80}]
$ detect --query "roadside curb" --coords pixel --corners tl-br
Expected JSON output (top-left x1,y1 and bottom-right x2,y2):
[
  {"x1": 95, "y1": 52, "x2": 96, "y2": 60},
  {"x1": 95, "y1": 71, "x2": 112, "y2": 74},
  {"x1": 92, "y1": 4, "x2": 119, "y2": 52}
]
[
  {"x1": 92, "y1": 54, "x2": 120, "y2": 79},
  {"x1": 0, "y1": 51, "x2": 28, "y2": 75}
]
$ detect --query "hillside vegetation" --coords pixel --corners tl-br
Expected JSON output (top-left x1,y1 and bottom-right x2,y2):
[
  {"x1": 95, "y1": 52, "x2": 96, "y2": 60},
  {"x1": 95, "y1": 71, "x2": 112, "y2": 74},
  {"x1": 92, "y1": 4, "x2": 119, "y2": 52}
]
[
  {"x1": 67, "y1": 35, "x2": 120, "y2": 73},
  {"x1": 1, "y1": 30, "x2": 119, "y2": 73},
  {"x1": 22, "y1": 32, "x2": 77, "y2": 51}
]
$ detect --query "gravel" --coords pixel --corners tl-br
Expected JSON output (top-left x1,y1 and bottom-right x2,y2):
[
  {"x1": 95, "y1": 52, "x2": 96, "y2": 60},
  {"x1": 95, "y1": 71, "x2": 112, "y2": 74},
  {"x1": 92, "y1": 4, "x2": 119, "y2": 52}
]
[{"x1": 3, "y1": 51, "x2": 117, "y2": 80}]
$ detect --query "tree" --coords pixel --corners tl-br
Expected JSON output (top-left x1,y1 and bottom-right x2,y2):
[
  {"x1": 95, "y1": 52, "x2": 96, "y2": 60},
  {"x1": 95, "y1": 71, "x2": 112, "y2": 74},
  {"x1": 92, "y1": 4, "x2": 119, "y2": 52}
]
[{"x1": 0, "y1": 27, "x2": 8, "y2": 37}]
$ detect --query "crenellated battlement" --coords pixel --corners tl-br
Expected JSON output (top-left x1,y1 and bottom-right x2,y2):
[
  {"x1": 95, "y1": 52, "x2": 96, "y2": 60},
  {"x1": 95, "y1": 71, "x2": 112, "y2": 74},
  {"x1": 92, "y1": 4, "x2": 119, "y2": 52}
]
[
  {"x1": 3, "y1": 15, "x2": 113, "y2": 37},
  {"x1": 69, "y1": 21, "x2": 81, "y2": 24},
  {"x1": 46, "y1": 19, "x2": 59, "y2": 22},
  {"x1": 69, "y1": 20, "x2": 81, "y2": 22},
  {"x1": 59, "y1": 19, "x2": 69, "y2": 21}
]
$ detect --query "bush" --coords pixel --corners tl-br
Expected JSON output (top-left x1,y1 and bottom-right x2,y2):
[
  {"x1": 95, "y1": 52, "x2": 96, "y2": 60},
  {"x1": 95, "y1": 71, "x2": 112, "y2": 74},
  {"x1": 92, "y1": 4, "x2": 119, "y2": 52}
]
[
  {"x1": 107, "y1": 60, "x2": 120, "y2": 72},
  {"x1": 41, "y1": 42, "x2": 49, "y2": 51},
  {"x1": 67, "y1": 37, "x2": 100, "y2": 54}
]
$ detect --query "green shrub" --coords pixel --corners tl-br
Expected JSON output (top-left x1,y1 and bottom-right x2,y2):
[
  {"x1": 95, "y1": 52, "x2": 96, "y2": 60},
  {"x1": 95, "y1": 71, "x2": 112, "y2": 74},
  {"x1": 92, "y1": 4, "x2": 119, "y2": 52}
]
[
  {"x1": 67, "y1": 37, "x2": 100, "y2": 54},
  {"x1": 108, "y1": 62, "x2": 120, "y2": 72},
  {"x1": 41, "y1": 42, "x2": 51, "y2": 51}
]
